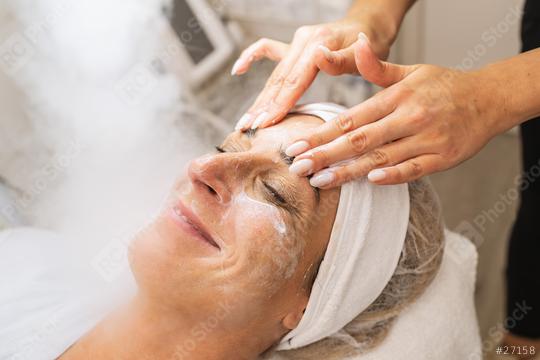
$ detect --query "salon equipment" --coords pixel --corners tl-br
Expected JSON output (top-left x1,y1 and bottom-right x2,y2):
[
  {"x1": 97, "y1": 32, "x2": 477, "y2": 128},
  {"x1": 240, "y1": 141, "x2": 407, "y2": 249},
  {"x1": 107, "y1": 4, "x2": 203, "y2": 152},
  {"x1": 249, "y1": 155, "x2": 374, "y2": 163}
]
[{"x1": 164, "y1": 0, "x2": 234, "y2": 88}]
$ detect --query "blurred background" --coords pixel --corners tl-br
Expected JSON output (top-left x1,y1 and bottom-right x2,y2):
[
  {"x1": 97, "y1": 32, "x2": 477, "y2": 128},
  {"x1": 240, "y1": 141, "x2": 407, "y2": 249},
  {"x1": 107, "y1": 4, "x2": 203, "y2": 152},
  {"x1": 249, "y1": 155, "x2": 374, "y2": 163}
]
[{"x1": 0, "y1": 0, "x2": 525, "y2": 358}]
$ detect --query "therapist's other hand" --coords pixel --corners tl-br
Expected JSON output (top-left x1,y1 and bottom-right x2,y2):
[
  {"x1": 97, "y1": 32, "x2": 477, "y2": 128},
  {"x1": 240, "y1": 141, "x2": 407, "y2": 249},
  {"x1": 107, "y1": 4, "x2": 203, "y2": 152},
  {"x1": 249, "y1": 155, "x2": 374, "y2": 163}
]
[
  {"x1": 286, "y1": 34, "x2": 500, "y2": 187},
  {"x1": 231, "y1": 21, "x2": 392, "y2": 130}
]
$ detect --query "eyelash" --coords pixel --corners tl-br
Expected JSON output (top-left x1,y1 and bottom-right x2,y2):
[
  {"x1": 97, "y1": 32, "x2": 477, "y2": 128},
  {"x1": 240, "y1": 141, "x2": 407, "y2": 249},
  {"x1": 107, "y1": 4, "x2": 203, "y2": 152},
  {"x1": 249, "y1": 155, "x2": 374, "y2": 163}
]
[{"x1": 263, "y1": 182, "x2": 287, "y2": 207}]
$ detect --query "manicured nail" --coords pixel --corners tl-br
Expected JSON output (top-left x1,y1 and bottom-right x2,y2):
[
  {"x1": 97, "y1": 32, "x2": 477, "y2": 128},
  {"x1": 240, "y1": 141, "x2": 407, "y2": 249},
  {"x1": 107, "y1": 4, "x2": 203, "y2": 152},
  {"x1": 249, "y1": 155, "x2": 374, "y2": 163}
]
[
  {"x1": 358, "y1": 32, "x2": 368, "y2": 46},
  {"x1": 368, "y1": 169, "x2": 386, "y2": 182},
  {"x1": 317, "y1": 45, "x2": 334, "y2": 63},
  {"x1": 251, "y1": 112, "x2": 270, "y2": 129},
  {"x1": 289, "y1": 159, "x2": 314, "y2": 176},
  {"x1": 310, "y1": 170, "x2": 335, "y2": 188},
  {"x1": 235, "y1": 113, "x2": 251, "y2": 130},
  {"x1": 231, "y1": 58, "x2": 242, "y2": 75},
  {"x1": 285, "y1": 140, "x2": 310, "y2": 157}
]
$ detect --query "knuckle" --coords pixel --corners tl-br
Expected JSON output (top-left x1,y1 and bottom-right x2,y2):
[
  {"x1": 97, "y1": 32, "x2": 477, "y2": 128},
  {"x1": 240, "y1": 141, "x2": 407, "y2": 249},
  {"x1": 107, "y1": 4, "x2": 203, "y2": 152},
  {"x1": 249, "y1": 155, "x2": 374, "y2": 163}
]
[
  {"x1": 347, "y1": 130, "x2": 368, "y2": 154},
  {"x1": 306, "y1": 45, "x2": 323, "y2": 61},
  {"x1": 335, "y1": 113, "x2": 355, "y2": 133},
  {"x1": 312, "y1": 149, "x2": 330, "y2": 168},
  {"x1": 370, "y1": 95, "x2": 389, "y2": 115},
  {"x1": 369, "y1": 150, "x2": 389, "y2": 167},
  {"x1": 393, "y1": 168, "x2": 405, "y2": 183},
  {"x1": 294, "y1": 26, "x2": 312, "y2": 38},
  {"x1": 313, "y1": 26, "x2": 332, "y2": 38},
  {"x1": 267, "y1": 73, "x2": 286, "y2": 88},
  {"x1": 438, "y1": 119, "x2": 452, "y2": 135},
  {"x1": 432, "y1": 129, "x2": 450, "y2": 148},
  {"x1": 445, "y1": 142, "x2": 461, "y2": 162},
  {"x1": 309, "y1": 131, "x2": 325, "y2": 147},
  {"x1": 408, "y1": 106, "x2": 429, "y2": 127},
  {"x1": 256, "y1": 38, "x2": 271, "y2": 49},
  {"x1": 282, "y1": 74, "x2": 301, "y2": 89},
  {"x1": 335, "y1": 167, "x2": 352, "y2": 184},
  {"x1": 394, "y1": 83, "x2": 414, "y2": 98},
  {"x1": 413, "y1": 106, "x2": 428, "y2": 121},
  {"x1": 408, "y1": 161, "x2": 423, "y2": 178}
]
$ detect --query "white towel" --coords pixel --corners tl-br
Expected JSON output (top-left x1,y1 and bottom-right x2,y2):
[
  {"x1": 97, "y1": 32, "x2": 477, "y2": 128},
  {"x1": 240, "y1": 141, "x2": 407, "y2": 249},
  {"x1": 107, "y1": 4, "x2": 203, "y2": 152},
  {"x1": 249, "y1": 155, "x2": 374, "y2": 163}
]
[
  {"x1": 277, "y1": 103, "x2": 410, "y2": 350},
  {"x1": 270, "y1": 230, "x2": 482, "y2": 359}
]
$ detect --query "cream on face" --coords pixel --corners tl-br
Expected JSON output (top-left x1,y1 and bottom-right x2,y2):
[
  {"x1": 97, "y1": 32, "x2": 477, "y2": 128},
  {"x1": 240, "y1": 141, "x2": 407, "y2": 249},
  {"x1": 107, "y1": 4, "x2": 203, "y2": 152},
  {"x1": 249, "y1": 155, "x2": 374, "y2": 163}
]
[
  {"x1": 170, "y1": 149, "x2": 308, "y2": 294},
  {"x1": 129, "y1": 115, "x2": 337, "y2": 316},
  {"x1": 230, "y1": 191, "x2": 300, "y2": 281}
]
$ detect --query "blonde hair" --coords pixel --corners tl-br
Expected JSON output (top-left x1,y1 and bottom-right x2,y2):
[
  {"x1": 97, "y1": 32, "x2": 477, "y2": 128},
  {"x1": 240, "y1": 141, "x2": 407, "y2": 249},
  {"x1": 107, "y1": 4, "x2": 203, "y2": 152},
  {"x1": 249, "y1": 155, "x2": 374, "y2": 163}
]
[{"x1": 266, "y1": 179, "x2": 445, "y2": 359}]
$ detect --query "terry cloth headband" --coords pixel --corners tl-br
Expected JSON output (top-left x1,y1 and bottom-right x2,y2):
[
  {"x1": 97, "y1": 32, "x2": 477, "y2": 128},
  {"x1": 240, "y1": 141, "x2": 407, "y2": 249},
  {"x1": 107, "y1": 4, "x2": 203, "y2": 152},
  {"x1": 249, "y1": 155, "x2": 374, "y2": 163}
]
[{"x1": 277, "y1": 103, "x2": 410, "y2": 350}]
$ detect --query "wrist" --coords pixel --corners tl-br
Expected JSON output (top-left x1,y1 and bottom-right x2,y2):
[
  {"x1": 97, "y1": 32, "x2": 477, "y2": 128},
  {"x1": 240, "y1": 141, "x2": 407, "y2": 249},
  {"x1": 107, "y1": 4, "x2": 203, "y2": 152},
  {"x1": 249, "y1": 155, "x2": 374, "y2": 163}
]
[
  {"x1": 474, "y1": 64, "x2": 522, "y2": 136},
  {"x1": 344, "y1": 0, "x2": 411, "y2": 60},
  {"x1": 340, "y1": 11, "x2": 396, "y2": 60}
]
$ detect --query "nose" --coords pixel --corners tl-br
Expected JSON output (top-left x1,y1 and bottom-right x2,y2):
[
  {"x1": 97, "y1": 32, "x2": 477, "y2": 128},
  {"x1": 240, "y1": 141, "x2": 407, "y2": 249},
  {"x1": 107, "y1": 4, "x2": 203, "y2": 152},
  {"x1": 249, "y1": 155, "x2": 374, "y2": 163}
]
[{"x1": 187, "y1": 154, "x2": 233, "y2": 204}]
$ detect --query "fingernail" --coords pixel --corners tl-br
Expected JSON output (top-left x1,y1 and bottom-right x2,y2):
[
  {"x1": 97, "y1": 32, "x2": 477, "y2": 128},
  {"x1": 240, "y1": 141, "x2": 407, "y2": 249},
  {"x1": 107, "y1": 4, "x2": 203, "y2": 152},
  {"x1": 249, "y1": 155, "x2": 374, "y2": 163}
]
[
  {"x1": 368, "y1": 169, "x2": 386, "y2": 182},
  {"x1": 235, "y1": 113, "x2": 251, "y2": 130},
  {"x1": 285, "y1": 140, "x2": 310, "y2": 157},
  {"x1": 357, "y1": 32, "x2": 368, "y2": 46},
  {"x1": 251, "y1": 112, "x2": 270, "y2": 129},
  {"x1": 310, "y1": 170, "x2": 335, "y2": 188},
  {"x1": 289, "y1": 159, "x2": 314, "y2": 176},
  {"x1": 231, "y1": 59, "x2": 242, "y2": 75},
  {"x1": 317, "y1": 45, "x2": 334, "y2": 63}
]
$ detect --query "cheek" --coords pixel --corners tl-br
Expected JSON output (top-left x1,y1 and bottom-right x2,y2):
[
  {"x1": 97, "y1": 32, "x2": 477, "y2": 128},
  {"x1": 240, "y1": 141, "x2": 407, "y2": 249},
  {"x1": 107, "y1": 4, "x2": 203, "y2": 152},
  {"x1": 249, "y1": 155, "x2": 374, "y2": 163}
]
[
  {"x1": 222, "y1": 193, "x2": 305, "y2": 293},
  {"x1": 128, "y1": 217, "x2": 211, "y2": 303}
]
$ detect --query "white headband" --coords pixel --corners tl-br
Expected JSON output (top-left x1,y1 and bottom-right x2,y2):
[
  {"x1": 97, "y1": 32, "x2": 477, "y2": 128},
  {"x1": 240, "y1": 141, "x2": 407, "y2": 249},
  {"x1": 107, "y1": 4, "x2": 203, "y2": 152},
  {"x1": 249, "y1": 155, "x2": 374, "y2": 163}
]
[{"x1": 277, "y1": 103, "x2": 410, "y2": 350}]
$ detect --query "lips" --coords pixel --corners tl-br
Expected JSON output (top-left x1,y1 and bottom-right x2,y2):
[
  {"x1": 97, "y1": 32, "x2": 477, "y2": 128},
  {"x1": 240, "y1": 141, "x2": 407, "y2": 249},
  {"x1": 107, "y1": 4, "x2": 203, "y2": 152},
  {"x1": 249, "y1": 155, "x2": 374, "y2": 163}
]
[{"x1": 171, "y1": 200, "x2": 221, "y2": 250}]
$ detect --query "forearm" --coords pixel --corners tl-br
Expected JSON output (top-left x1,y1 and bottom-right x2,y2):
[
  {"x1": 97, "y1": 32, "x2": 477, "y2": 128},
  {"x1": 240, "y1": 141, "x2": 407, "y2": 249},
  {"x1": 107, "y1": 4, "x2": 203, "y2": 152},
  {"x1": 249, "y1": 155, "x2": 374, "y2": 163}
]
[
  {"x1": 479, "y1": 48, "x2": 540, "y2": 135},
  {"x1": 345, "y1": 0, "x2": 417, "y2": 52}
]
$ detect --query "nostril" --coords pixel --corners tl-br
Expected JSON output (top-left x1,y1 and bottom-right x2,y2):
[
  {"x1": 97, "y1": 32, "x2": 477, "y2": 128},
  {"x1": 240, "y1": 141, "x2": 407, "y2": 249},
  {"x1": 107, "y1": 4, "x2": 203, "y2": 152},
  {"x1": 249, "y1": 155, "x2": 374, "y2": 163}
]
[
  {"x1": 206, "y1": 184, "x2": 217, "y2": 196},
  {"x1": 205, "y1": 184, "x2": 224, "y2": 203}
]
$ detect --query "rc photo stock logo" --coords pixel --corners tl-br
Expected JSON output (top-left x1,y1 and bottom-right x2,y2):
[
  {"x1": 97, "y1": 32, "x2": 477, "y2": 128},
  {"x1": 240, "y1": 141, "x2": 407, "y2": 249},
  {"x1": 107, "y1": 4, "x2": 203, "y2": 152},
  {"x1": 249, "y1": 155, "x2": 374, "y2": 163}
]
[
  {"x1": 0, "y1": 32, "x2": 36, "y2": 76},
  {"x1": 446, "y1": 220, "x2": 484, "y2": 265},
  {"x1": 0, "y1": 1, "x2": 71, "y2": 77}
]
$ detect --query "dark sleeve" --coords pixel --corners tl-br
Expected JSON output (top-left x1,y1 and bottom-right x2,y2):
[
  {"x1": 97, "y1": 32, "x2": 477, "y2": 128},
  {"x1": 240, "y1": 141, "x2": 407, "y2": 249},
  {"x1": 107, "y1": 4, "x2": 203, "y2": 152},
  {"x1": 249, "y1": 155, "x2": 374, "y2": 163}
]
[{"x1": 522, "y1": 0, "x2": 540, "y2": 52}]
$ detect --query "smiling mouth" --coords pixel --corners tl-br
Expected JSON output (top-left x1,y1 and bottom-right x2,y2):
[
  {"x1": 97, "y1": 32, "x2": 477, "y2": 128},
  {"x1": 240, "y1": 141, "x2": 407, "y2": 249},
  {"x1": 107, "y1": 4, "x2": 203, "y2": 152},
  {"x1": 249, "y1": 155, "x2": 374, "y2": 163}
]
[{"x1": 171, "y1": 203, "x2": 221, "y2": 250}]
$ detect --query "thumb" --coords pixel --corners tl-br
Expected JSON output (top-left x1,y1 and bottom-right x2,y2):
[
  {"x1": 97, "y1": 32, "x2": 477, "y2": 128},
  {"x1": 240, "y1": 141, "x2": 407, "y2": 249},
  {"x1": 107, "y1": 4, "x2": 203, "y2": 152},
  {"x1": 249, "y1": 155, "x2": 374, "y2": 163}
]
[
  {"x1": 355, "y1": 33, "x2": 417, "y2": 88},
  {"x1": 315, "y1": 44, "x2": 358, "y2": 76}
]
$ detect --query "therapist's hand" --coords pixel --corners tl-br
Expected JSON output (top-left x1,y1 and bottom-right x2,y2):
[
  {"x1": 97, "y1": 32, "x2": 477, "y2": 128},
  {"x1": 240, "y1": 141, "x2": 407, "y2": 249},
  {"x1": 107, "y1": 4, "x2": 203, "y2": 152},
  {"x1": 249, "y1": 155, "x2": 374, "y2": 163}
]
[
  {"x1": 286, "y1": 35, "x2": 502, "y2": 187},
  {"x1": 231, "y1": 20, "x2": 393, "y2": 130}
]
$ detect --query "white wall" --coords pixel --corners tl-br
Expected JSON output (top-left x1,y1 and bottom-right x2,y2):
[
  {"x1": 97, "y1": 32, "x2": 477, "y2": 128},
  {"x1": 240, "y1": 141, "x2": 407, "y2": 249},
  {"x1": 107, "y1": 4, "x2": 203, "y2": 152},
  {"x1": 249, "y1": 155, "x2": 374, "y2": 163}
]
[{"x1": 396, "y1": 0, "x2": 525, "y2": 68}]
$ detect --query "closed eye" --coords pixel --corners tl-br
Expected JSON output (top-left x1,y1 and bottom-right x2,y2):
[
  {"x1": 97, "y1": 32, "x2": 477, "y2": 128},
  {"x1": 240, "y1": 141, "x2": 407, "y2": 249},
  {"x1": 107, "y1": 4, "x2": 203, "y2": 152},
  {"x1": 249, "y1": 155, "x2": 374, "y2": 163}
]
[
  {"x1": 216, "y1": 143, "x2": 299, "y2": 214},
  {"x1": 263, "y1": 182, "x2": 287, "y2": 206}
]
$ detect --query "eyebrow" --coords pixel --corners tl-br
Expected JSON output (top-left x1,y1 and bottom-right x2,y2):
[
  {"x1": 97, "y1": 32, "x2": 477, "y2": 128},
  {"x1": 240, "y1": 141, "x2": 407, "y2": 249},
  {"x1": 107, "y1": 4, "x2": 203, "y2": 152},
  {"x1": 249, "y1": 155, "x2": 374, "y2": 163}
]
[
  {"x1": 279, "y1": 148, "x2": 320, "y2": 204},
  {"x1": 243, "y1": 128, "x2": 257, "y2": 138},
  {"x1": 279, "y1": 149, "x2": 294, "y2": 165}
]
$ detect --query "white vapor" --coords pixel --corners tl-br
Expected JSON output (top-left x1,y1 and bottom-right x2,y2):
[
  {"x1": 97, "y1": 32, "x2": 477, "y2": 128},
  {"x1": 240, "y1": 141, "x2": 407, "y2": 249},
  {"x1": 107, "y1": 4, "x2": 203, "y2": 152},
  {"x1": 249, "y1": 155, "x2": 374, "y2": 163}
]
[{"x1": 1, "y1": 0, "x2": 215, "y2": 260}]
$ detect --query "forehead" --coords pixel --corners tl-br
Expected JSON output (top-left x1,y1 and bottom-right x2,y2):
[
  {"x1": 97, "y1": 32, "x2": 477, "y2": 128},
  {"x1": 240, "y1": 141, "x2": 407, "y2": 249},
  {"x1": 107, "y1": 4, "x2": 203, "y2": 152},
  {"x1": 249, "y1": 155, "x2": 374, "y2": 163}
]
[
  {"x1": 250, "y1": 114, "x2": 324, "y2": 149},
  {"x1": 223, "y1": 114, "x2": 324, "y2": 151}
]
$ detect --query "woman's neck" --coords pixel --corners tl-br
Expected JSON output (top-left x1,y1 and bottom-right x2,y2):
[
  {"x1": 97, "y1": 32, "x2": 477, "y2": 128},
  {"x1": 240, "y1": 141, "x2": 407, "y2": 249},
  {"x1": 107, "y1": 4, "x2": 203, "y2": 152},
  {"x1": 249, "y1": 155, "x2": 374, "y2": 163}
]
[{"x1": 59, "y1": 295, "x2": 267, "y2": 360}]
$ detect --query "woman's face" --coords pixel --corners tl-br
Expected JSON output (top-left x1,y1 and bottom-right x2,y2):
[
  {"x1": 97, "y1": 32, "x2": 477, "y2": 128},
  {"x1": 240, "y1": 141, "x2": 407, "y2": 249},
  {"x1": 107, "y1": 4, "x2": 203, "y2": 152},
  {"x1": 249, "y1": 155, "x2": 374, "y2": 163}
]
[{"x1": 129, "y1": 114, "x2": 339, "y2": 334}]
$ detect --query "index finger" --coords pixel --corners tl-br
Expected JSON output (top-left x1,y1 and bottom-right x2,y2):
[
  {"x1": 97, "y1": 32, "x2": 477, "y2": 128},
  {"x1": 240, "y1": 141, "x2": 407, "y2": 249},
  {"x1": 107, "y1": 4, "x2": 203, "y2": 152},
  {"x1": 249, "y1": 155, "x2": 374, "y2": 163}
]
[
  {"x1": 257, "y1": 43, "x2": 325, "y2": 128},
  {"x1": 237, "y1": 29, "x2": 313, "y2": 130},
  {"x1": 241, "y1": 31, "x2": 336, "y2": 130}
]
